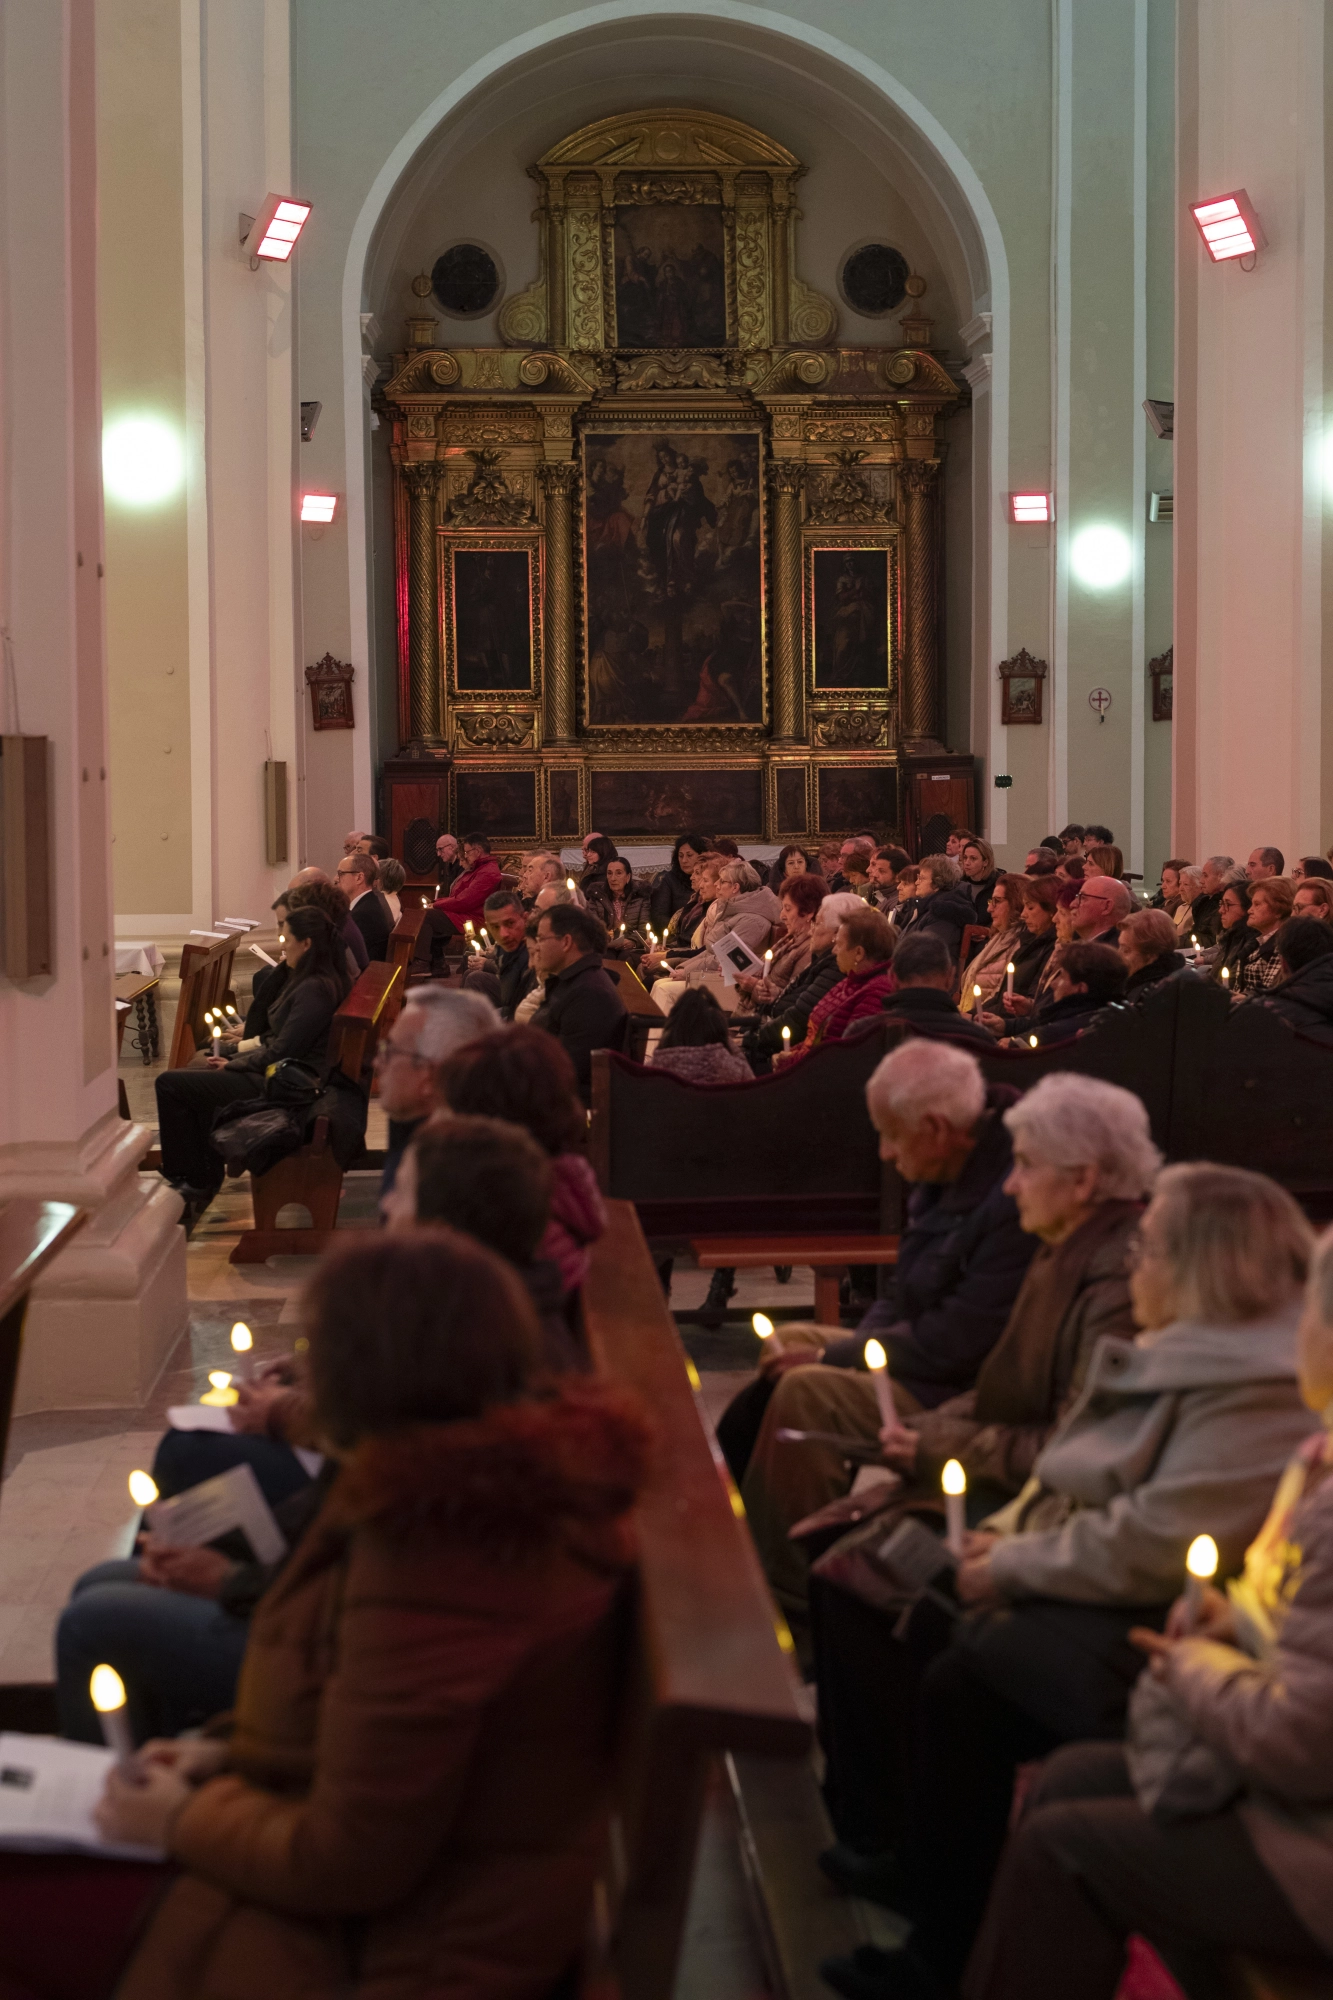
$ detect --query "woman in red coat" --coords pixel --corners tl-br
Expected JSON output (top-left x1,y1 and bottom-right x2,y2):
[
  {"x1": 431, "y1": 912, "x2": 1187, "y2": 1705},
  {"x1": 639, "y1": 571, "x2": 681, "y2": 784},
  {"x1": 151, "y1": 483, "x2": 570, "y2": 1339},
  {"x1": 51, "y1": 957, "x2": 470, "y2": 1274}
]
[
  {"x1": 784, "y1": 904, "x2": 897, "y2": 1062},
  {"x1": 3, "y1": 1232, "x2": 649, "y2": 2000}
]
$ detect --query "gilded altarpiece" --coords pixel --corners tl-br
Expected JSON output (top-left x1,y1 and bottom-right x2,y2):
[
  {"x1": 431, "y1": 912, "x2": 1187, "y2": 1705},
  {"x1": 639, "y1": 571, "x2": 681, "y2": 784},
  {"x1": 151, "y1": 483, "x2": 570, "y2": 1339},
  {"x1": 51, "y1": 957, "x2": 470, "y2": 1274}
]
[{"x1": 380, "y1": 108, "x2": 965, "y2": 866}]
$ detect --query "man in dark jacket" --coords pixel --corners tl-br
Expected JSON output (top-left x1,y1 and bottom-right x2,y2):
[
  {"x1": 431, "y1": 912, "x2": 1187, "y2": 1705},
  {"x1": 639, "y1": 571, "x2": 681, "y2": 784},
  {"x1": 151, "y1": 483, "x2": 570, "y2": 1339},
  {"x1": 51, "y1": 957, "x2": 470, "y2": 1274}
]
[
  {"x1": 895, "y1": 852, "x2": 980, "y2": 959},
  {"x1": 336, "y1": 851, "x2": 391, "y2": 961},
  {"x1": 482, "y1": 890, "x2": 537, "y2": 1020},
  {"x1": 736, "y1": 1039, "x2": 1036, "y2": 1629},
  {"x1": 531, "y1": 903, "x2": 627, "y2": 1100},
  {"x1": 1260, "y1": 915, "x2": 1333, "y2": 1044},
  {"x1": 879, "y1": 932, "x2": 996, "y2": 1048}
]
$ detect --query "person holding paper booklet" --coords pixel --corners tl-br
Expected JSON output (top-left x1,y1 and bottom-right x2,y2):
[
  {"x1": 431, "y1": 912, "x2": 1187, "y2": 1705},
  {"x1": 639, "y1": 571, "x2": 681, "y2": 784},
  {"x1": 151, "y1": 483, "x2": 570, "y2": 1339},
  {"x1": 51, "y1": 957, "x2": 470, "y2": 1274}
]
[
  {"x1": 645, "y1": 858, "x2": 779, "y2": 1012},
  {"x1": 2, "y1": 1233, "x2": 652, "y2": 2000}
]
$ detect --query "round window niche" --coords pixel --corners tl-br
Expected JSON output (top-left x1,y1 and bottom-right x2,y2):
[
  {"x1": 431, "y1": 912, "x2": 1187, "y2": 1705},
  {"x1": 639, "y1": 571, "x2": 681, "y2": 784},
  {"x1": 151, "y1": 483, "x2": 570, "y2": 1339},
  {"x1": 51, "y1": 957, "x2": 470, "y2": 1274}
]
[
  {"x1": 839, "y1": 242, "x2": 910, "y2": 318},
  {"x1": 431, "y1": 242, "x2": 502, "y2": 319}
]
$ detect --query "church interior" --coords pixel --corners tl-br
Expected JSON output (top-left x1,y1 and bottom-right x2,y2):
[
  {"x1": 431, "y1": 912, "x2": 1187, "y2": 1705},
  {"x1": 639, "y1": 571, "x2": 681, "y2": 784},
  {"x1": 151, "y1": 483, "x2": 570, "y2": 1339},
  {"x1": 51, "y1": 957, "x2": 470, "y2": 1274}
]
[{"x1": 2, "y1": 2, "x2": 1333, "y2": 1995}]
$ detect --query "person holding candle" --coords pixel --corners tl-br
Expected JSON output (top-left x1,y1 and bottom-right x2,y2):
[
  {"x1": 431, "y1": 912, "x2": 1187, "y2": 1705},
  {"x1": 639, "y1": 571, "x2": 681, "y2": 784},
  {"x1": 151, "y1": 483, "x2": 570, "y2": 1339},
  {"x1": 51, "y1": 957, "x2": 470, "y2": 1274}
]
[
  {"x1": 818, "y1": 1162, "x2": 1320, "y2": 2000},
  {"x1": 965, "y1": 1215, "x2": 1333, "y2": 2000},
  {"x1": 976, "y1": 877, "x2": 1061, "y2": 1031},
  {"x1": 583, "y1": 854, "x2": 652, "y2": 944},
  {"x1": 733, "y1": 873, "x2": 827, "y2": 1013},
  {"x1": 739, "y1": 892, "x2": 863, "y2": 1071},
  {"x1": 1209, "y1": 874, "x2": 1257, "y2": 990},
  {"x1": 47, "y1": 1231, "x2": 651, "y2": 2000},
  {"x1": 812, "y1": 1073, "x2": 1156, "y2": 1883},
  {"x1": 957, "y1": 875, "x2": 1027, "y2": 1016},
  {"x1": 877, "y1": 934, "x2": 999, "y2": 1050},
  {"x1": 649, "y1": 831, "x2": 712, "y2": 932}
]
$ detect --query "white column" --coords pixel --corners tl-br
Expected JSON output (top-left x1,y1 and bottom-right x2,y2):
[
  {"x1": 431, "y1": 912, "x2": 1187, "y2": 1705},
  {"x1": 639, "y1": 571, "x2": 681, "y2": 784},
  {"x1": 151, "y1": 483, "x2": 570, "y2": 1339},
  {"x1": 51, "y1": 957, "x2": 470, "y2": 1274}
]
[
  {"x1": 0, "y1": 0, "x2": 187, "y2": 1411},
  {"x1": 1174, "y1": 0, "x2": 1328, "y2": 863}
]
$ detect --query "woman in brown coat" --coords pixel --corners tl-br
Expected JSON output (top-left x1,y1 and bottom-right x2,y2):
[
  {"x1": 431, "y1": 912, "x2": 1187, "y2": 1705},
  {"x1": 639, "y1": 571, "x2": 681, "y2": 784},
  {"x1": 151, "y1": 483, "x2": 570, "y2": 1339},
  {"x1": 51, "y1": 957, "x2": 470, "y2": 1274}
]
[{"x1": 73, "y1": 1232, "x2": 650, "y2": 2000}]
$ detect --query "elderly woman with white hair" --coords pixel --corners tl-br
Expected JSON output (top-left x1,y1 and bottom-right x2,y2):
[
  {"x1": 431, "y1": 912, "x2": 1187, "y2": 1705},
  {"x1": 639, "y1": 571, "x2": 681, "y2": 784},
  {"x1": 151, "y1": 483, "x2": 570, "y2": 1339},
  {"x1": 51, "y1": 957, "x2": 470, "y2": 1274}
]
[
  {"x1": 645, "y1": 857, "x2": 780, "y2": 1012},
  {"x1": 968, "y1": 1215, "x2": 1333, "y2": 2000},
  {"x1": 821, "y1": 1163, "x2": 1322, "y2": 2000},
  {"x1": 813, "y1": 1073, "x2": 1159, "y2": 1882}
]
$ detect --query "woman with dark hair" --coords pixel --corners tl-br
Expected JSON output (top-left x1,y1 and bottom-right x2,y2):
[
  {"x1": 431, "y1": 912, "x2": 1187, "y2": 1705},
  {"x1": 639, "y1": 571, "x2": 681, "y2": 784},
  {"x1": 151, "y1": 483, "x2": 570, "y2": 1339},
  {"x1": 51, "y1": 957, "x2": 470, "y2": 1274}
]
[
  {"x1": 1017, "y1": 941, "x2": 1127, "y2": 1048},
  {"x1": 649, "y1": 832, "x2": 710, "y2": 932},
  {"x1": 69, "y1": 1231, "x2": 649, "y2": 2000},
  {"x1": 978, "y1": 878, "x2": 1060, "y2": 1033},
  {"x1": 584, "y1": 855, "x2": 652, "y2": 942},
  {"x1": 959, "y1": 874, "x2": 1027, "y2": 1016},
  {"x1": 436, "y1": 1025, "x2": 606, "y2": 1295},
  {"x1": 652, "y1": 986, "x2": 753, "y2": 1087},
  {"x1": 154, "y1": 906, "x2": 352, "y2": 1212},
  {"x1": 768, "y1": 842, "x2": 813, "y2": 891},
  {"x1": 578, "y1": 833, "x2": 619, "y2": 901}
]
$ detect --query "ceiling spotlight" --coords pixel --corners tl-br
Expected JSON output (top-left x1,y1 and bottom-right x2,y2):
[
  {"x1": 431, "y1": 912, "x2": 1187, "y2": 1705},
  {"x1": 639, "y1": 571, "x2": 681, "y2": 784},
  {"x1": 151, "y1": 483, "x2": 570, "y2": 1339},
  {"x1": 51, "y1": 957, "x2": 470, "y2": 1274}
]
[
  {"x1": 240, "y1": 194, "x2": 312, "y2": 268},
  {"x1": 300, "y1": 493, "x2": 337, "y2": 523},
  {"x1": 1070, "y1": 524, "x2": 1133, "y2": 590},
  {"x1": 1190, "y1": 190, "x2": 1265, "y2": 264},
  {"x1": 1010, "y1": 493, "x2": 1052, "y2": 525}
]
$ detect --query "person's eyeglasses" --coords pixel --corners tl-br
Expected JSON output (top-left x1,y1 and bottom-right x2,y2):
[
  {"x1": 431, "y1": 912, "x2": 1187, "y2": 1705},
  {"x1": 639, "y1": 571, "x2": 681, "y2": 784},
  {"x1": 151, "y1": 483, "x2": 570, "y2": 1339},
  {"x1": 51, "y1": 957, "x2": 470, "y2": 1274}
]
[{"x1": 373, "y1": 1044, "x2": 433, "y2": 1069}]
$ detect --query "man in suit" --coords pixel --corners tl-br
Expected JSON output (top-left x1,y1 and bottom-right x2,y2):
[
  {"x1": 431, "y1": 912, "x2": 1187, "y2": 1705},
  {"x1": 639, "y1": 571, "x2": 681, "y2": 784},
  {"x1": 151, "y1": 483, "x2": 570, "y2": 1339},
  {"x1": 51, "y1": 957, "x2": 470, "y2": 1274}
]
[{"x1": 336, "y1": 851, "x2": 391, "y2": 961}]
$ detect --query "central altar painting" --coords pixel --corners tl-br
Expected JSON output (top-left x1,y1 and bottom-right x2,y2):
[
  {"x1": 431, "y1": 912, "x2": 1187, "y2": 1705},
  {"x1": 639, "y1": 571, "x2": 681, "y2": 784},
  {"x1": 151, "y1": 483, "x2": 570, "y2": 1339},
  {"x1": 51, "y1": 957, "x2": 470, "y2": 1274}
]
[{"x1": 583, "y1": 426, "x2": 764, "y2": 728}]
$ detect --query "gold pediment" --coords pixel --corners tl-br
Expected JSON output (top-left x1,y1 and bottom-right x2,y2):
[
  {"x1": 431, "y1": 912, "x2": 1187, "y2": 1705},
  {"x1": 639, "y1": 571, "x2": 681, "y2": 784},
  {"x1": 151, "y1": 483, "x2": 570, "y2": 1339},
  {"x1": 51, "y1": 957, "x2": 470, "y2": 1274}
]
[{"x1": 538, "y1": 107, "x2": 800, "y2": 172}]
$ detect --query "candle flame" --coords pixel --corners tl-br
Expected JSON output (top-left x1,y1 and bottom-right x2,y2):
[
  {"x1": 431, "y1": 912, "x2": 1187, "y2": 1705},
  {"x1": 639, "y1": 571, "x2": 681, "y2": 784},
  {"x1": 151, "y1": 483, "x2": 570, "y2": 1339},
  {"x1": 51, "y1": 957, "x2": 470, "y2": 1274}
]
[
  {"x1": 464, "y1": 921, "x2": 473, "y2": 932},
  {"x1": 208, "y1": 1370, "x2": 231, "y2": 1390},
  {"x1": 864, "y1": 1339, "x2": 887, "y2": 1372},
  {"x1": 752, "y1": 1313, "x2": 775, "y2": 1340},
  {"x1": 1006, "y1": 961, "x2": 1015, "y2": 975},
  {"x1": 1186, "y1": 1533, "x2": 1218, "y2": 1581},
  {"x1": 90, "y1": 1664, "x2": 127, "y2": 1713},
  {"x1": 230, "y1": 1322, "x2": 252, "y2": 1355},
  {"x1": 1029, "y1": 1034, "x2": 1039, "y2": 1048},
  {"x1": 127, "y1": 1469, "x2": 158, "y2": 1507},
  {"x1": 1221, "y1": 966, "x2": 1230, "y2": 982},
  {"x1": 942, "y1": 1458, "x2": 967, "y2": 1496},
  {"x1": 781, "y1": 1025, "x2": 792, "y2": 1042},
  {"x1": 973, "y1": 983, "x2": 982, "y2": 998}
]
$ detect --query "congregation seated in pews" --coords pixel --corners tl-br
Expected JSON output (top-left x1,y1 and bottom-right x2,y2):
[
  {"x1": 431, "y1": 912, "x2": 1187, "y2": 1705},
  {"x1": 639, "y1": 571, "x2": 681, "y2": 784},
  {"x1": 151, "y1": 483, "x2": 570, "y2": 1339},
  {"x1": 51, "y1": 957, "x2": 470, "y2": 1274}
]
[{"x1": 35, "y1": 813, "x2": 1333, "y2": 1996}]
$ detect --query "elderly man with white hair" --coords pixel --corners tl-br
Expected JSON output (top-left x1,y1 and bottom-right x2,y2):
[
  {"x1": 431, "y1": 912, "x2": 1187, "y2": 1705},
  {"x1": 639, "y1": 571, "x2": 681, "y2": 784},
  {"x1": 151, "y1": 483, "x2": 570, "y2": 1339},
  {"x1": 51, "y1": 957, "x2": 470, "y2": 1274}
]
[
  {"x1": 730, "y1": 1039, "x2": 1037, "y2": 1635},
  {"x1": 810, "y1": 1071, "x2": 1160, "y2": 1883},
  {"x1": 374, "y1": 986, "x2": 500, "y2": 1201}
]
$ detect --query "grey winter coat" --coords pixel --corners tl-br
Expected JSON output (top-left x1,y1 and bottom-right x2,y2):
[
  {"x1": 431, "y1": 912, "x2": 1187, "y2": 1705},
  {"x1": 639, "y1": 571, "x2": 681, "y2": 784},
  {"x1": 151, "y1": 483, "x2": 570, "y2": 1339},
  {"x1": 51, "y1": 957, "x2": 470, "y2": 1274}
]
[
  {"x1": 673, "y1": 885, "x2": 780, "y2": 979},
  {"x1": 987, "y1": 1304, "x2": 1319, "y2": 1605}
]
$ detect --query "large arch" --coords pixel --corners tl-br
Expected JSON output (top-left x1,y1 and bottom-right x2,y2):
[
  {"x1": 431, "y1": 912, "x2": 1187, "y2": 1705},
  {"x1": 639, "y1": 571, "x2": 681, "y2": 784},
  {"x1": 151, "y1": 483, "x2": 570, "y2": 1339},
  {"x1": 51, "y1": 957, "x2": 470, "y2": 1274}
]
[{"x1": 338, "y1": 2, "x2": 1012, "y2": 839}]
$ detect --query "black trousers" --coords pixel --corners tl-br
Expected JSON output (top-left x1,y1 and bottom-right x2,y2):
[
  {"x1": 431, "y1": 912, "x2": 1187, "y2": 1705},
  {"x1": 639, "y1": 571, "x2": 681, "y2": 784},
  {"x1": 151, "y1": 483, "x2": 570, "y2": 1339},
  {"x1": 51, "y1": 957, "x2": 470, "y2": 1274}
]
[
  {"x1": 154, "y1": 1069, "x2": 263, "y2": 1187},
  {"x1": 965, "y1": 1742, "x2": 1325, "y2": 2000},
  {"x1": 410, "y1": 908, "x2": 461, "y2": 970}
]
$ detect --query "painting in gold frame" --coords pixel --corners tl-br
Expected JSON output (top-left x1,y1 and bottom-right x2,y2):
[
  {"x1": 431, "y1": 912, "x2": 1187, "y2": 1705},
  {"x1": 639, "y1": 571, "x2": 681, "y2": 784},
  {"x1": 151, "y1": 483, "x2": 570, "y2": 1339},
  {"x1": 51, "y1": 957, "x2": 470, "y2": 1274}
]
[
  {"x1": 581, "y1": 424, "x2": 765, "y2": 729},
  {"x1": 441, "y1": 534, "x2": 540, "y2": 698},
  {"x1": 806, "y1": 540, "x2": 896, "y2": 693}
]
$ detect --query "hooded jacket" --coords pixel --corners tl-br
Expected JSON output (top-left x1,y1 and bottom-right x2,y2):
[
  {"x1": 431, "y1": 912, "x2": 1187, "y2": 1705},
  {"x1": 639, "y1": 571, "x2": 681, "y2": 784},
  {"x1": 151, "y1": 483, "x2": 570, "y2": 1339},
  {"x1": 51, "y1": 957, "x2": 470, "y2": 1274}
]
[
  {"x1": 118, "y1": 1384, "x2": 651, "y2": 2000},
  {"x1": 988, "y1": 1304, "x2": 1319, "y2": 1604},
  {"x1": 1261, "y1": 951, "x2": 1333, "y2": 1045}
]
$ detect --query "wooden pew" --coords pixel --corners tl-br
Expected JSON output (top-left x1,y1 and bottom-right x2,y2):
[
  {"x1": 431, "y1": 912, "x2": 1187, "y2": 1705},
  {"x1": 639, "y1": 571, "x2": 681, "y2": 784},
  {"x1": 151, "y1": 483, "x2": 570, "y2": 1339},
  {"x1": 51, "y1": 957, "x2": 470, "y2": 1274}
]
[
  {"x1": 386, "y1": 906, "x2": 426, "y2": 1026},
  {"x1": 166, "y1": 932, "x2": 241, "y2": 1069},
  {"x1": 579, "y1": 1201, "x2": 821, "y2": 2000},
  {"x1": 590, "y1": 1019, "x2": 899, "y2": 1245},
  {"x1": 229, "y1": 961, "x2": 401, "y2": 1263},
  {"x1": 601, "y1": 957, "x2": 664, "y2": 1060}
]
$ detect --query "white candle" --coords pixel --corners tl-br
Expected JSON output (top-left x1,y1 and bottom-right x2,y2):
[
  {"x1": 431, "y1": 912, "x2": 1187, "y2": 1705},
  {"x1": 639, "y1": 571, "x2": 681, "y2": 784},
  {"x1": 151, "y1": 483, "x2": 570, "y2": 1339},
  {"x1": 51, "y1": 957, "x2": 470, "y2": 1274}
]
[
  {"x1": 863, "y1": 1339, "x2": 897, "y2": 1426},
  {"x1": 972, "y1": 982, "x2": 982, "y2": 1001},
  {"x1": 1220, "y1": 965, "x2": 1230, "y2": 986},
  {"x1": 230, "y1": 1321, "x2": 253, "y2": 1383},
  {"x1": 200, "y1": 1368, "x2": 238, "y2": 1408},
  {"x1": 1006, "y1": 960, "x2": 1016, "y2": 997},
  {"x1": 781, "y1": 1025, "x2": 791, "y2": 1048},
  {"x1": 1184, "y1": 1533, "x2": 1218, "y2": 1631},
  {"x1": 942, "y1": 1458, "x2": 967, "y2": 1557},
  {"x1": 90, "y1": 1665, "x2": 136, "y2": 1772},
  {"x1": 127, "y1": 1469, "x2": 158, "y2": 1507},
  {"x1": 752, "y1": 1312, "x2": 784, "y2": 1355}
]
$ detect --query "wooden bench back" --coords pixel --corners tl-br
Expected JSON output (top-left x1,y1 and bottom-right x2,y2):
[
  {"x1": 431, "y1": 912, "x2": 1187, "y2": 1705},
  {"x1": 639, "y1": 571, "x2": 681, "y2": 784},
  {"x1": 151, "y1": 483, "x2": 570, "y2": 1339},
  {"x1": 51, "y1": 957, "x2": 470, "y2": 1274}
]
[
  {"x1": 167, "y1": 934, "x2": 241, "y2": 1068},
  {"x1": 580, "y1": 1202, "x2": 810, "y2": 2000},
  {"x1": 327, "y1": 961, "x2": 402, "y2": 1084},
  {"x1": 590, "y1": 1018, "x2": 898, "y2": 1240}
]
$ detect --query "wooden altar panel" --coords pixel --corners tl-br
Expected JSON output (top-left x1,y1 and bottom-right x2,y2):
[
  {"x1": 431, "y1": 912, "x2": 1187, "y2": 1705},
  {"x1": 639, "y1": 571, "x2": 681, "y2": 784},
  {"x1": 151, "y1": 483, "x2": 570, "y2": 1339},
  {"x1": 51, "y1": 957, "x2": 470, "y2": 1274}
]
[
  {"x1": 590, "y1": 768, "x2": 763, "y2": 838},
  {"x1": 817, "y1": 765, "x2": 898, "y2": 833},
  {"x1": 454, "y1": 767, "x2": 538, "y2": 839}
]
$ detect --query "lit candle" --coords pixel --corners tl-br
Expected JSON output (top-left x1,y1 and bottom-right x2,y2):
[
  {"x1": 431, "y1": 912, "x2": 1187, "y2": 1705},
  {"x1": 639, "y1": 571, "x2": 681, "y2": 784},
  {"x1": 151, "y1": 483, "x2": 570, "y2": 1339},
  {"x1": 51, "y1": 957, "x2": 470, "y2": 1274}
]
[
  {"x1": 200, "y1": 1368, "x2": 238, "y2": 1408},
  {"x1": 1220, "y1": 965, "x2": 1230, "y2": 986},
  {"x1": 127, "y1": 1469, "x2": 158, "y2": 1507},
  {"x1": 752, "y1": 1311, "x2": 784, "y2": 1355},
  {"x1": 1190, "y1": 932, "x2": 1199, "y2": 948},
  {"x1": 863, "y1": 1339, "x2": 897, "y2": 1427},
  {"x1": 225, "y1": 1004, "x2": 239, "y2": 1021},
  {"x1": 781, "y1": 1024, "x2": 791, "y2": 1048},
  {"x1": 1028, "y1": 1034, "x2": 1039, "y2": 1048},
  {"x1": 90, "y1": 1665, "x2": 136, "y2": 1773},
  {"x1": 464, "y1": 921, "x2": 473, "y2": 936},
  {"x1": 566, "y1": 876, "x2": 576, "y2": 892},
  {"x1": 765, "y1": 949, "x2": 773, "y2": 966},
  {"x1": 972, "y1": 983, "x2": 983, "y2": 1000},
  {"x1": 230, "y1": 1321, "x2": 253, "y2": 1383},
  {"x1": 1184, "y1": 1534, "x2": 1218, "y2": 1630},
  {"x1": 620, "y1": 923, "x2": 626, "y2": 934},
  {"x1": 942, "y1": 1458, "x2": 967, "y2": 1557},
  {"x1": 1006, "y1": 960, "x2": 1016, "y2": 997},
  {"x1": 211, "y1": 1024, "x2": 222, "y2": 1048},
  {"x1": 203, "y1": 1009, "x2": 214, "y2": 1025}
]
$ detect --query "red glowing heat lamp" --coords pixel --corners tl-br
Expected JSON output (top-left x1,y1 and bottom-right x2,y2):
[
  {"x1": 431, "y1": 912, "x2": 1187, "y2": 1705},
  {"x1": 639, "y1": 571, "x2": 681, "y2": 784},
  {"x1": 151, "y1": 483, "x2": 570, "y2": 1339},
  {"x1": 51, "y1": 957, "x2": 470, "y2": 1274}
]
[
  {"x1": 300, "y1": 494, "x2": 337, "y2": 523},
  {"x1": 1190, "y1": 190, "x2": 1265, "y2": 263},
  {"x1": 243, "y1": 194, "x2": 312, "y2": 264},
  {"x1": 1010, "y1": 493, "x2": 1052, "y2": 525}
]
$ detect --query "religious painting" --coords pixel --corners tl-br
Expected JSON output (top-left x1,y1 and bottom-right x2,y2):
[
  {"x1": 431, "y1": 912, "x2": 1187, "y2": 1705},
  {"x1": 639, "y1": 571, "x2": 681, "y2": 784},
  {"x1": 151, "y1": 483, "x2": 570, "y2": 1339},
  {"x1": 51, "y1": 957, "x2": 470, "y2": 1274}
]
[
  {"x1": 590, "y1": 767, "x2": 764, "y2": 838},
  {"x1": 612, "y1": 204, "x2": 728, "y2": 349},
  {"x1": 454, "y1": 768, "x2": 538, "y2": 839},
  {"x1": 447, "y1": 544, "x2": 536, "y2": 693},
  {"x1": 817, "y1": 765, "x2": 899, "y2": 835},
  {"x1": 997, "y1": 648, "x2": 1048, "y2": 726},
  {"x1": 548, "y1": 766, "x2": 581, "y2": 838},
  {"x1": 582, "y1": 427, "x2": 764, "y2": 728},
  {"x1": 810, "y1": 546, "x2": 892, "y2": 691},
  {"x1": 775, "y1": 766, "x2": 809, "y2": 833}
]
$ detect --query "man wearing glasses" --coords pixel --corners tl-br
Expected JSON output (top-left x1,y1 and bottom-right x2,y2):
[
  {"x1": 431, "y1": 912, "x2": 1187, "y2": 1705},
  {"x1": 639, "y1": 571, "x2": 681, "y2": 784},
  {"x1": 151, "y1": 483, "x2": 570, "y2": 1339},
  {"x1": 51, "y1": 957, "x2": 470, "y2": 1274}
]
[
  {"x1": 374, "y1": 988, "x2": 498, "y2": 1202},
  {"x1": 1070, "y1": 876, "x2": 1133, "y2": 946}
]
